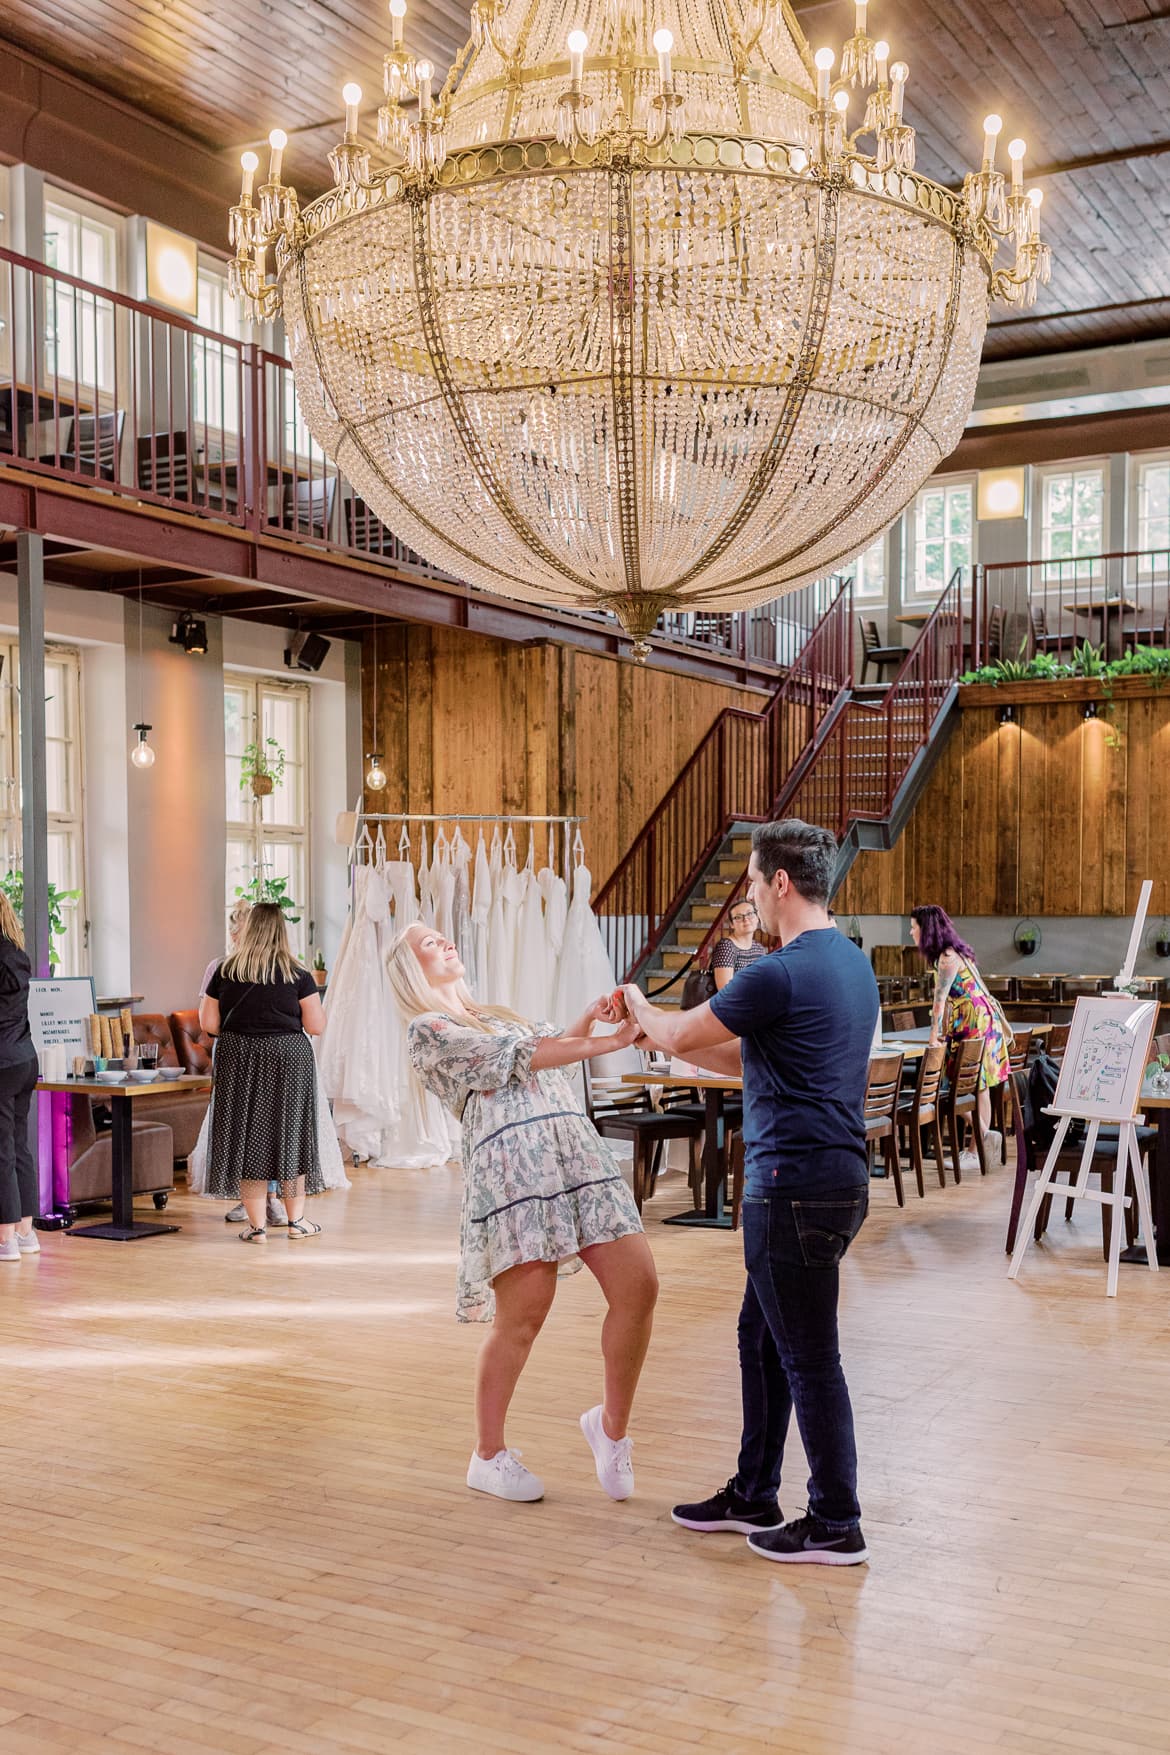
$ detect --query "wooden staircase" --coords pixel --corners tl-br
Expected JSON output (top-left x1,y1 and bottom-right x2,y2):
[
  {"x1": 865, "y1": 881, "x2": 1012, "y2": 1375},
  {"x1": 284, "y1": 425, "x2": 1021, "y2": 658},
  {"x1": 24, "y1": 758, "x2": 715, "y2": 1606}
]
[{"x1": 638, "y1": 572, "x2": 967, "y2": 995}]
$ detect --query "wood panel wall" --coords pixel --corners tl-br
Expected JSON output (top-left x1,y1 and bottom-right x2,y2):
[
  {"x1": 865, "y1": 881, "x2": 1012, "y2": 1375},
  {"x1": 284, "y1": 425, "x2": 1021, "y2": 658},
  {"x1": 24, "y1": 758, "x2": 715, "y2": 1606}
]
[
  {"x1": 361, "y1": 626, "x2": 760, "y2": 890},
  {"x1": 834, "y1": 680, "x2": 1170, "y2": 919}
]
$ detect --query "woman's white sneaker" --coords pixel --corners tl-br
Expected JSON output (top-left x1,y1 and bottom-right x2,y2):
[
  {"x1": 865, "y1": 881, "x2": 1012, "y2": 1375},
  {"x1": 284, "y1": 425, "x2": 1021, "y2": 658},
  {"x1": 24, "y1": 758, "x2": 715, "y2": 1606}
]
[
  {"x1": 0, "y1": 1237, "x2": 19, "y2": 1262},
  {"x1": 580, "y1": 1405, "x2": 634, "y2": 1500},
  {"x1": 15, "y1": 1231, "x2": 40, "y2": 1253},
  {"x1": 467, "y1": 1448, "x2": 544, "y2": 1502}
]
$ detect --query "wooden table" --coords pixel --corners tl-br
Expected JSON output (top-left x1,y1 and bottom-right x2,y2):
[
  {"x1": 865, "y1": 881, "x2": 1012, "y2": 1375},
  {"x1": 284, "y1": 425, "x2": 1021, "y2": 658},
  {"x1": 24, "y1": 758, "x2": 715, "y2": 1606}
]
[
  {"x1": 1065, "y1": 597, "x2": 1137, "y2": 661},
  {"x1": 626, "y1": 1041, "x2": 926, "y2": 1230},
  {"x1": 39, "y1": 1074, "x2": 210, "y2": 1241}
]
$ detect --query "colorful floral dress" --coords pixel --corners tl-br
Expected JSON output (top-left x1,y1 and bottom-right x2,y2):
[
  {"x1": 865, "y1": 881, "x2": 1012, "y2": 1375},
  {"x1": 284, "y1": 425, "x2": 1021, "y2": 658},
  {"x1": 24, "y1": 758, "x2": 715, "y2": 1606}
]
[
  {"x1": 407, "y1": 1012, "x2": 644, "y2": 1322},
  {"x1": 933, "y1": 953, "x2": 1011, "y2": 1089}
]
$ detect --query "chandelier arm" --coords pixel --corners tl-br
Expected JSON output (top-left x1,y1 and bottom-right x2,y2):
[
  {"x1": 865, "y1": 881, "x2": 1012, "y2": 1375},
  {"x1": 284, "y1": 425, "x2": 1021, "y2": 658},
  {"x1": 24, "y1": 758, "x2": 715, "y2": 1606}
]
[
  {"x1": 406, "y1": 187, "x2": 603, "y2": 594},
  {"x1": 667, "y1": 175, "x2": 840, "y2": 595},
  {"x1": 686, "y1": 234, "x2": 966, "y2": 596},
  {"x1": 608, "y1": 164, "x2": 644, "y2": 601}
]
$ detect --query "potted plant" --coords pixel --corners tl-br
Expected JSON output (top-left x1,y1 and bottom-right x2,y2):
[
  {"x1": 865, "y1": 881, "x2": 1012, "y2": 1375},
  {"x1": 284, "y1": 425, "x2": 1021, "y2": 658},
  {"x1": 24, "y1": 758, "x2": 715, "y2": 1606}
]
[
  {"x1": 1155, "y1": 920, "x2": 1170, "y2": 960},
  {"x1": 0, "y1": 869, "x2": 81, "y2": 973},
  {"x1": 233, "y1": 874, "x2": 301, "y2": 924},
  {"x1": 845, "y1": 914, "x2": 863, "y2": 949},
  {"x1": 313, "y1": 949, "x2": 327, "y2": 987},
  {"x1": 1147, "y1": 1050, "x2": 1170, "y2": 1093},
  {"x1": 1013, "y1": 920, "x2": 1041, "y2": 957},
  {"x1": 240, "y1": 736, "x2": 286, "y2": 798}
]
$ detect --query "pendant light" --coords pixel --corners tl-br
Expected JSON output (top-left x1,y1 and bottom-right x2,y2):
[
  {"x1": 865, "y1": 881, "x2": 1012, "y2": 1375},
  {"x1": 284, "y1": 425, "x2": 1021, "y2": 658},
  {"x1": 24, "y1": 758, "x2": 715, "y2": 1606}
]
[
  {"x1": 365, "y1": 613, "x2": 386, "y2": 792},
  {"x1": 129, "y1": 575, "x2": 156, "y2": 769}
]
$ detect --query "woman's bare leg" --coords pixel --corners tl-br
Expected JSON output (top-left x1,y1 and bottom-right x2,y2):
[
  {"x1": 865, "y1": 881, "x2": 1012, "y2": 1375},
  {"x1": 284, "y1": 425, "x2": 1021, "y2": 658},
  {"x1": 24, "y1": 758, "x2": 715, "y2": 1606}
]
[
  {"x1": 578, "y1": 1234, "x2": 659, "y2": 1440},
  {"x1": 476, "y1": 1260, "x2": 558, "y2": 1458},
  {"x1": 239, "y1": 1179, "x2": 268, "y2": 1231}
]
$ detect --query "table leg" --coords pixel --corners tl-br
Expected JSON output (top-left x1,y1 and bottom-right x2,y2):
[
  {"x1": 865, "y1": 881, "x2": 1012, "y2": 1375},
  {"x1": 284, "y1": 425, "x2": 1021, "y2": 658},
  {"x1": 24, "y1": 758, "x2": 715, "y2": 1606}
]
[
  {"x1": 1119, "y1": 1108, "x2": 1170, "y2": 1268},
  {"x1": 664, "y1": 1088, "x2": 733, "y2": 1231},
  {"x1": 67, "y1": 1094, "x2": 180, "y2": 1241}
]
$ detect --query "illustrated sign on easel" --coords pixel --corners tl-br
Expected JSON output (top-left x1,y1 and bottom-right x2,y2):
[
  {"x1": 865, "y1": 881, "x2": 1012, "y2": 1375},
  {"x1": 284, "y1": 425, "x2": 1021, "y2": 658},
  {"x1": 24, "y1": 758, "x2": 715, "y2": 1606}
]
[
  {"x1": 1008, "y1": 881, "x2": 1160, "y2": 1297},
  {"x1": 28, "y1": 976, "x2": 98, "y2": 1061}
]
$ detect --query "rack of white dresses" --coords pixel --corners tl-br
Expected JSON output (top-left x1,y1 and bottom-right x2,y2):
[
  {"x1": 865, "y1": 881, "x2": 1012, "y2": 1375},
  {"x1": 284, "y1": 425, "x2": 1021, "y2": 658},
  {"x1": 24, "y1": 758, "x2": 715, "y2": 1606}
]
[{"x1": 343, "y1": 806, "x2": 588, "y2": 883}]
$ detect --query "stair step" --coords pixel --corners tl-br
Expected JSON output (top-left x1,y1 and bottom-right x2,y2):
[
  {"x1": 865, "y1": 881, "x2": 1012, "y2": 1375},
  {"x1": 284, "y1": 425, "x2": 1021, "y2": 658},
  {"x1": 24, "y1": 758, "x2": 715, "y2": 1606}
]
[
  {"x1": 676, "y1": 925, "x2": 707, "y2": 946},
  {"x1": 729, "y1": 836, "x2": 753, "y2": 855},
  {"x1": 659, "y1": 950, "x2": 691, "y2": 971},
  {"x1": 704, "y1": 878, "x2": 736, "y2": 899},
  {"x1": 688, "y1": 903, "x2": 721, "y2": 923},
  {"x1": 716, "y1": 857, "x2": 747, "y2": 877}
]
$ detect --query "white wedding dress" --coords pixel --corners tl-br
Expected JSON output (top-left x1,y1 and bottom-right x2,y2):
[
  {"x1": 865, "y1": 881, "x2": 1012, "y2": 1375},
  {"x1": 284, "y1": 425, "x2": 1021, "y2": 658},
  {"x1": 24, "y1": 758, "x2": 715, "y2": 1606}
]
[
  {"x1": 320, "y1": 864, "x2": 400, "y2": 1161},
  {"x1": 512, "y1": 845, "x2": 549, "y2": 1022},
  {"x1": 554, "y1": 861, "x2": 639, "y2": 1078}
]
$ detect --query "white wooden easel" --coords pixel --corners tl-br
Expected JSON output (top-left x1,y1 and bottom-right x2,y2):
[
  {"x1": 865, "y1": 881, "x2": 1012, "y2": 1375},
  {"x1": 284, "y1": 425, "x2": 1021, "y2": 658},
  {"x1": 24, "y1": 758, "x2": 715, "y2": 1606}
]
[{"x1": 1007, "y1": 1107, "x2": 1158, "y2": 1297}]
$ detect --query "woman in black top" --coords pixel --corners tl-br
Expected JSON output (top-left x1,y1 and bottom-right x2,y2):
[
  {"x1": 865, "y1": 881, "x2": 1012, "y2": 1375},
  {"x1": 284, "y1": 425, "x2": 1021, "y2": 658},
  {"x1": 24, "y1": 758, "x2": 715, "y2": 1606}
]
[
  {"x1": 0, "y1": 891, "x2": 40, "y2": 1262},
  {"x1": 199, "y1": 903, "x2": 325, "y2": 1243}
]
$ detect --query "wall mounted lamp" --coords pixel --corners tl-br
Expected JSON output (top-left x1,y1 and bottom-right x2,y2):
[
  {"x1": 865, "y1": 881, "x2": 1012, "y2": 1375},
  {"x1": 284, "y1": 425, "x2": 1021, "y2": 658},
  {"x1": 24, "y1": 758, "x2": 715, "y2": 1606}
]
[{"x1": 996, "y1": 703, "x2": 1015, "y2": 724}]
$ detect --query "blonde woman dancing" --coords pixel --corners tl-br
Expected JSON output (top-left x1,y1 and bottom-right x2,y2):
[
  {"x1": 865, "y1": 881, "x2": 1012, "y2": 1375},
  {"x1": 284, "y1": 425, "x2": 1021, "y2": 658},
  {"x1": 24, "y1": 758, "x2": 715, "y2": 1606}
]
[{"x1": 387, "y1": 922, "x2": 658, "y2": 1504}]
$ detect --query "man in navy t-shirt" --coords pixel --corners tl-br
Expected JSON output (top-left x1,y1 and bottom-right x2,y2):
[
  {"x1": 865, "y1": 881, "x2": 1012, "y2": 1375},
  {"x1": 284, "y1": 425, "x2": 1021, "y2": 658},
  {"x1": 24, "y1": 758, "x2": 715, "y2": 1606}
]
[{"x1": 624, "y1": 818, "x2": 878, "y2": 1566}]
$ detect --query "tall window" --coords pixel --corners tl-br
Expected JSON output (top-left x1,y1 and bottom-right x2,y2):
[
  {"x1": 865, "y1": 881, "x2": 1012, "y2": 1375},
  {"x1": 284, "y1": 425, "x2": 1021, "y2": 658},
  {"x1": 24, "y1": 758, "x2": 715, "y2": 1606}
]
[
  {"x1": 192, "y1": 264, "x2": 242, "y2": 438},
  {"x1": 1038, "y1": 464, "x2": 1105, "y2": 578},
  {"x1": 0, "y1": 644, "x2": 85, "y2": 975},
  {"x1": 911, "y1": 479, "x2": 973, "y2": 596},
  {"x1": 224, "y1": 674, "x2": 310, "y2": 958},
  {"x1": 43, "y1": 195, "x2": 118, "y2": 393},
  {"x1": 1136, "y1": 457, "x2": 1170, "y2": 557},
  {"x1": 852, "y1": 533, "x2": 887, "y2": 601}
]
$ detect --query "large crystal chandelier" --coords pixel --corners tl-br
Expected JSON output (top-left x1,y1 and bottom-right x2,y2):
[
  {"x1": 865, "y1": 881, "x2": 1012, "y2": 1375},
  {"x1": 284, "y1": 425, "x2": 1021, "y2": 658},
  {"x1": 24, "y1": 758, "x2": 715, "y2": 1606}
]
[{"x1": 230, "y1": 0, "x2": 1051, "y2": 656}]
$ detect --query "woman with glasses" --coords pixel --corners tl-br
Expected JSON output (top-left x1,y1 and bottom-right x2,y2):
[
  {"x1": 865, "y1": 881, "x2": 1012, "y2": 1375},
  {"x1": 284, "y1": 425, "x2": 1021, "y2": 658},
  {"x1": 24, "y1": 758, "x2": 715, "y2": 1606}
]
[{"x1": 713, "y1": 900, "x2": 766, "y2": 990}]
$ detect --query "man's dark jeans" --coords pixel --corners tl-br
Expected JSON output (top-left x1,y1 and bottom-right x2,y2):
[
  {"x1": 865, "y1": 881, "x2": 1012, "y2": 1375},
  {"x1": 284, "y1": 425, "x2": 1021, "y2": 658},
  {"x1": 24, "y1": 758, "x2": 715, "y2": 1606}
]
[{"x1": 733, "y1": 1186, "x2": 868, "y2": 1531}]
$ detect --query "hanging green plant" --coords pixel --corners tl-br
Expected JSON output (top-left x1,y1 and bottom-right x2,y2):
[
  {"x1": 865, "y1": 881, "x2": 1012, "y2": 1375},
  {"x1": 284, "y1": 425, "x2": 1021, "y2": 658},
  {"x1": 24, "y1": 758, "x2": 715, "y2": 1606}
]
[
  {"x1": 0, "y1": 870, "x2": 81, "y2": 971},
  {"x1": 239, "y1": 737, "x2": 286, "y2": 797},
  {"x1": 233, "y1": 873, "x2": 301, "y2": 924}
]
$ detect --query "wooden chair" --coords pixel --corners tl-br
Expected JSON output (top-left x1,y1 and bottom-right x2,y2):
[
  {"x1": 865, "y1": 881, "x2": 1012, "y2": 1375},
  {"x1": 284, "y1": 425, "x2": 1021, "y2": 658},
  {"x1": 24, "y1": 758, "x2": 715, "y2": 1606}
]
[
  {"x1": 345, "y1": 494, "x2": 400, "y2": 556},
  {"x1": 895, "y1": 1042, "x2": 946, "y2": 1198},
  {"x1": 43, "y1": 410, "x2": 125, "y2": 481},
  {"x1": 1046, "y1": 1023, "x2": 1071, "y2": 1065},
  {"x1": 887, "y1": 1008, "x2": 917, "y2": 1034},
  {"x1": 864, "y1": 1052, "x2": 905, "y2": 1205},
  {"x1": 1029, "y1": 601, "x2": 1064, "y2": 654},
  {"x1": 137, "y1": 430, "x2": 192, "y2": 501},
  {"x1": 941, "y1": 1037, "x2": 987, "y2": 1182},
  {"x1": 582, "y1": 1065, "x2": 703, "y2": 1213},
  {"x1": 282, "y1": 475, "x2": 337, "y2": 539},
  {"x1": 858, "y1": 617, "x2": 910, "y2": 684},
  {"x1": 986, "y1": 602, "x2": 1006, "y2": 663},
  {"x1": 991, "y1": 1026, "x2": 1033, "y2": 1139}
]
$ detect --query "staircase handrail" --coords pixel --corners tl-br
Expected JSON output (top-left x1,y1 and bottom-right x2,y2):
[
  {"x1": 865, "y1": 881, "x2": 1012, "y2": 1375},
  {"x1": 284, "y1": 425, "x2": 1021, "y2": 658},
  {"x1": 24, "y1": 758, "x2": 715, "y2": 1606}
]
[
  {"x1": 594, "y1": 579, "x2": 855, "y2": 981},
  {"x1": 691, "y1": 568, "x2": 964, "y2": 963}
]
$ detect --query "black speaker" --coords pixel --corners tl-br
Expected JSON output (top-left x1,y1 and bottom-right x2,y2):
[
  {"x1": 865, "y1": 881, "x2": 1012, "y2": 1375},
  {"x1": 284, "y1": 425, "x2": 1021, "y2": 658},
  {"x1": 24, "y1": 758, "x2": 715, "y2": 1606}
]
[{"x1": 284, "y1": 632, "x2": 331, "y2": 672}]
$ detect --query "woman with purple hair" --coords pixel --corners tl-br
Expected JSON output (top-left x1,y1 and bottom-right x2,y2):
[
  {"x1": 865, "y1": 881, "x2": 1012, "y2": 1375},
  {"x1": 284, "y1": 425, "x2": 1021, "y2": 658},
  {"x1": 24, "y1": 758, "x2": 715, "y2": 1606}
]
[{"x1": 910, "y1": 905, "x2": 1010, "y2": 1169}]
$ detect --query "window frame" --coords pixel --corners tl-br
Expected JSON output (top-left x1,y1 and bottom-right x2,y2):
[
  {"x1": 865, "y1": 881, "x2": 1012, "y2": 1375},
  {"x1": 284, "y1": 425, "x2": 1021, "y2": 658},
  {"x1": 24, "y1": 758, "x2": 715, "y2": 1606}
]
[
  {"x1": 907, "y1": 474, "x2": 976, "y2": 599},
  {"x1": 1131, "y1": 450, "x2": 1170, "y2": 579},
  {"x1": 224, "y1": 670, "x2": 312, "y2": 959},
  {"x1": 1033, "y1": 458, "x2": 1108, "y2": 584},
  {"x1": 192, "y1": 258, "x2": 244, "y2": 440},
  {"x1": 851, "y1": 532, "x2": 888, "y2": 603},
  {"x1": 42, "y1": 189, "x2": 122, "y2": 398}
]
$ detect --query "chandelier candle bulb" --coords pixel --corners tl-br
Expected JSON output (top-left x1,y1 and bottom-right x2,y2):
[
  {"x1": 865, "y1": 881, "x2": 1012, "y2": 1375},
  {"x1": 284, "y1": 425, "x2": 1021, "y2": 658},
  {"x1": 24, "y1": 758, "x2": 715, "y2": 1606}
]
[
  {"x1": 814, "y1": 46, "x2": 834, "y2": 102},
  {"x1": 567, "y1": 29, "x2": 587, "y2": 86},
  {"x1": 267, "y1": 129, "x2": 287, "y2": 184},
  {"x1": 417, "y1": 60, "x2": 433, "y2": 112},
  {"x1": 874, "y1": 39, "x2": 889, "y2": 84},
  {"x1": 1008, "y1": 137, "x2": 1026, "y2": 190},
  {"x1": 238, "y1": 150, "x2": 258, "y2": 202},
  {"x1": 834, "y1": 89, "x2": 849, "y2": 113},
  {"x1": 653, "y1": 28, "x2": 674, "y2": 89},
  {"x1": 342, "y1": 83, "x2": 362, "y2": 137},
  {"x1": 389, "y1": 0, "x2": 405, "y2": 47},
  {"x1": 982, "y1": 112, "x2": 1002, "y2": 170},
  {"x1": 890, "y1": 61, "x2": 907, "y2": 120}
]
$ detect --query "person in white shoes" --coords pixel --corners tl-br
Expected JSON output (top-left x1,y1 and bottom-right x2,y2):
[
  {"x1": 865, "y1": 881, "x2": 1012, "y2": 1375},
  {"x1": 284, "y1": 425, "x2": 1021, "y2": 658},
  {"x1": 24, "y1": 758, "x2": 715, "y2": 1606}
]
[
  {"x1": 387, "y1": 922, "x2": 658, "y2": 1505},
  {"x1": 0, "y1": 890, "x2": 41, "y2": 1263}
]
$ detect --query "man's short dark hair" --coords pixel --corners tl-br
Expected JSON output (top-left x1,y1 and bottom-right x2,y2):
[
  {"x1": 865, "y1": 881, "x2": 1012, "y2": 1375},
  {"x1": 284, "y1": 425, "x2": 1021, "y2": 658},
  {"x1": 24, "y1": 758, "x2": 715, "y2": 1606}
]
[{"x1": 750, "y1": 819, "x2": 837, "y2": 904}]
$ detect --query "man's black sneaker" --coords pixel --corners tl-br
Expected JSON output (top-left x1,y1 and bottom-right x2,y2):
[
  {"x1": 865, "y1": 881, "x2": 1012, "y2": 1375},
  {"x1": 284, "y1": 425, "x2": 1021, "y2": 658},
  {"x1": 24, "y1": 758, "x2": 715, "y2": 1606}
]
[
  {"x1": 746, "y1": 1512, "x2": 868, "y2": 1566},
  {"x1": 671, "y1": 1478, "x2": 783, "y2": 1535}
]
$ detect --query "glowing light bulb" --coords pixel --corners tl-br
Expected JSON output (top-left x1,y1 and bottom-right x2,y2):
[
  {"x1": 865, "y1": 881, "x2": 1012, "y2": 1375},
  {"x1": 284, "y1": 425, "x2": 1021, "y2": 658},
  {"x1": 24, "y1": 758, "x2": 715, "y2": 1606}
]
[
  {"x1": 130, "y1": 725, "x2": 155, "y2": 769},
  {"x1": 389, "y1": 0, "x2": 406, "y2": 47},
  {"x1": 365, "y1": 755, "x2": 388, "y2": 792},
  {"x1": 267, "y1": 128, "x2": 287, "y2": 182},
  {"x1": 342, "y1": 83, "x2": 362, "y2": 135},
  {"x1": 653, "y1": 27, "x2": 674, "y2": 87},
  {"x1": 1008, "y1": 136, "x2": 1026, "y2": 190},
  {"x1": 239, "y1": 150, "x2": 259, "y2": 201},
  {"x1": 874, "y1": 39, "x2": 889, "y2": 82},
  {"x1": 834, "y1": 88, "x2": 849, "y2": 114},
  {"x1": 417, "y1": 59, "x2": 433, "y2": 111},
  {"x1": 982, "y1": 111, "x2": 1002, "y2": 167},
  {"x1": 814, "y1": 47, "x2": 834, "y2": 103},
  {"x1": 889, "y1": 61, "x2": 908, "y2": 121}
]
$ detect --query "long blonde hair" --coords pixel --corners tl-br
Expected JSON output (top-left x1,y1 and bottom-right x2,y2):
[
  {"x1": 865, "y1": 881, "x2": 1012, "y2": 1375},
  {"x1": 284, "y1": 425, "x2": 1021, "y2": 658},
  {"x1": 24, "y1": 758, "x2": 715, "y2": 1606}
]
[
  {"x1": 0, "y1": 889, "x2": 24, "y2": 950},
  {"x1": 221, "y1": 902, "x2": 300, "y2": 984},
  {"x1": 227, "y1": 899, "x2": 251, "y2": 949},
  {"x1": 386, "y1": 923, "x2": 521, "y2": 1033}
]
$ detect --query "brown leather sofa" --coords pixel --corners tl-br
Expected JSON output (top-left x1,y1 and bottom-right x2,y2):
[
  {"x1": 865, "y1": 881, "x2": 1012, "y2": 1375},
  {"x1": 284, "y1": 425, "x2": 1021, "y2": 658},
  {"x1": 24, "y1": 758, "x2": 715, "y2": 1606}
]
[
  {"x1": 131, "y1": 1013, "x2": 209, "y2": 1160},
  {"x1": 169, "y1": 1009, "x2": 213, "y2": 1074},
  {"x1": 63, "y1": 1093, "x2": 174, "y2": 1217}
]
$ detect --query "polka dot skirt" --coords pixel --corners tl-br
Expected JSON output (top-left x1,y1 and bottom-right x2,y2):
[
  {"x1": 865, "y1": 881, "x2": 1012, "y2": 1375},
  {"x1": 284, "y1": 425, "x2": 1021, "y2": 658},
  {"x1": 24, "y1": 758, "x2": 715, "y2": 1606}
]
[{"x1": 204, "y1": 1031, "x2": 323, "y2": 1199}]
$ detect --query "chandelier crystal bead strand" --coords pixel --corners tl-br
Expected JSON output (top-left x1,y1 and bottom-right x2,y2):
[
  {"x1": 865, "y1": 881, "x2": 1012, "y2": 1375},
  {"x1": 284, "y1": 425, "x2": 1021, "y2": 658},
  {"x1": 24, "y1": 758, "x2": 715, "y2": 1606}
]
[{"x1": 230, "y1": 0, "x2": 1054, "y2": 658}]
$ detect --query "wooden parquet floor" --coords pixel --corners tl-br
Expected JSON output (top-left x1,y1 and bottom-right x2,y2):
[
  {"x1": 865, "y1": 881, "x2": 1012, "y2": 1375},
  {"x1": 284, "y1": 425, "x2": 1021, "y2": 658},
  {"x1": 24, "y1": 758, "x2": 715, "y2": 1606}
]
[{"x1": 1, "y1": 1156, "x2": 1169, "y2": 1755}]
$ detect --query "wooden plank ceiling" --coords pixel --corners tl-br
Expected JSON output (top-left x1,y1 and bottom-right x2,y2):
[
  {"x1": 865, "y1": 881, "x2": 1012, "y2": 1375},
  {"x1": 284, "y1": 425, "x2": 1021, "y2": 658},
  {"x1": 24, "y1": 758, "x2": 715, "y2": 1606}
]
[{"x1": 0, "y1": 0, "x2": 1167, "y2": 360}]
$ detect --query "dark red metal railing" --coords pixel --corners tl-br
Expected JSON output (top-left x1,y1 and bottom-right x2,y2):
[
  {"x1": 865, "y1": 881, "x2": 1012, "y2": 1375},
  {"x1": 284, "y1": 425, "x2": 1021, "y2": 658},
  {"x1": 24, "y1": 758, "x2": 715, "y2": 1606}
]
[
  {"x1": 595, "y1": 580, "x2": 854, "y2": 981},
  {"x1": 692, "y1": 569, "x2": 964, "y2": 964},
  {"x1": 970, "y1": 548, "x2": 1170, "y2": 671}
]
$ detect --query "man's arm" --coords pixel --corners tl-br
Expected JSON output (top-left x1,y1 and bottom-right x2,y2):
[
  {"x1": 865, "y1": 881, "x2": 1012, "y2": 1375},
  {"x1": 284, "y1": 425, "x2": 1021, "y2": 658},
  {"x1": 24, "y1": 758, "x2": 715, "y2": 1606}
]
[
  {"x1": 622, "y1": 984, "x2": 737, "y2": 1059},
  {"x1": 685, "y1": 1038, "x2": 744, "y2": 1078}
]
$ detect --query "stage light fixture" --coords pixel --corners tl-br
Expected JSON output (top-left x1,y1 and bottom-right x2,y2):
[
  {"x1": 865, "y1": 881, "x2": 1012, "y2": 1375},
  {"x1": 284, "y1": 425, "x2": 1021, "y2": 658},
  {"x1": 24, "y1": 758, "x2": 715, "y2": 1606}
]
[
  {"x1": 284, "y1": 631, "x2": 331, "y2": 672},
  {"x1": 169, "y1": 612, "x2": 209, "y2": 655}
]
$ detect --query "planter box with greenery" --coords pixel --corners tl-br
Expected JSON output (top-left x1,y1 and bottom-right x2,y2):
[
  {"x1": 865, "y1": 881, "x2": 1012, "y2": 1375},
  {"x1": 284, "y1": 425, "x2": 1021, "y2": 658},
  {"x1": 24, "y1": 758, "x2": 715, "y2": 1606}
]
[{"x1": 240, "y1": 737, "x2": 286, "y2": 799}]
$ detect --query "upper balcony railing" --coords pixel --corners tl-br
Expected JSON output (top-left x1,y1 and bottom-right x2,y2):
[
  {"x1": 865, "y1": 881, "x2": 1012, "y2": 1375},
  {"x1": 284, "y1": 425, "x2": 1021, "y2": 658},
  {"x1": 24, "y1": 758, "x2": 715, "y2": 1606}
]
[
  {"x1": 970, "y1": 548, "x2": 1170, "y2": 670},
  {"x1": 0, "y1": 242, "x2": 813, "y2": 668}
]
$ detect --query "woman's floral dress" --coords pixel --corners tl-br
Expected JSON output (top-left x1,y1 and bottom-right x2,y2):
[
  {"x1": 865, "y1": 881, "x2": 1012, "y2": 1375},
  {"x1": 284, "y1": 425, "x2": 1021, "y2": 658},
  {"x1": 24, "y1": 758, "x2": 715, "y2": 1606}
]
[
  {"x1": 933, "y1": 952, "x2": 1011, "y2": 1089},
  {"x1": 407, "y1": 1013, "x2": 644, "y2": 1322}
]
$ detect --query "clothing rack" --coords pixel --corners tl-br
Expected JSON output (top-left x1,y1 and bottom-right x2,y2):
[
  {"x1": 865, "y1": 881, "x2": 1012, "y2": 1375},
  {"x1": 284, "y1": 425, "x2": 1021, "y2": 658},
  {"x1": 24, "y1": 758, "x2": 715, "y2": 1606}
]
[{"x1": 343, "y1": 805, "x2": 587, "y2": 882}]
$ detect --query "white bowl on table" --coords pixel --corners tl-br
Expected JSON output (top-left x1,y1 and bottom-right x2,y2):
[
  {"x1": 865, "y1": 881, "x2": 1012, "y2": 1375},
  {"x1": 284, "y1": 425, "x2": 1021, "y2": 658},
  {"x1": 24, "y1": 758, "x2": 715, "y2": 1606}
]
[
  {"x1": 94, "y1": 1070, "x2": 127, "y2": 1085},
  {"x1": 155, "y1": 1066, "x2": 184, "y2": 1081},
  {"x1": 128, "y1": 1069, "x2": 159, "y2": 1084}
]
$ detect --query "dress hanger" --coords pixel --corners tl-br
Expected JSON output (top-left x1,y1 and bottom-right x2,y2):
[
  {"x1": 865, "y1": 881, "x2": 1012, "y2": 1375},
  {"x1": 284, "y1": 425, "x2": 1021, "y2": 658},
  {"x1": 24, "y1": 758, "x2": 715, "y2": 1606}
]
[{"x1": 398, "y1": 821, "x2": 411, "y2": 855}]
